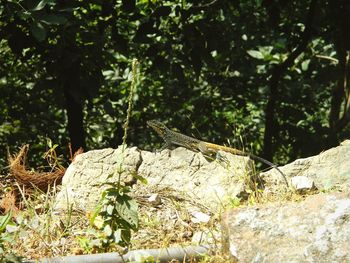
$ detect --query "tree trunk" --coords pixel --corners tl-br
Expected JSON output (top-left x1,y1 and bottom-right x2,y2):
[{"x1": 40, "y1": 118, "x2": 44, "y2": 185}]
[
  {"x1": 328, "y1": 44, "x2": 346, "y2": 145},
  {"x1": 328, "y1": 0, "x2": 350, "y2": 138},
  {"x1": 64, "y1": 86, "x2": 86, "y2": 153},
  {"x1": 263, "y1": 69, "x2": 279, "y2": 160},
  {"x1": 262, "y1": 0, "x2": 317, "y2": 160}
]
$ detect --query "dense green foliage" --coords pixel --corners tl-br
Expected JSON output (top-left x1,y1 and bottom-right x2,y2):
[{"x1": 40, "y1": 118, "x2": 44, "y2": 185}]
[{"x1": 1, "y1": 0, "x2": 350, "y2": 167}]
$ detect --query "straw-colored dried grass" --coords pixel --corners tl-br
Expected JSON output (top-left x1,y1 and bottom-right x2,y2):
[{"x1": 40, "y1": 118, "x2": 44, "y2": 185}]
[{"x1": 8, "y1": 145, "x2": 65, "y2": 191}]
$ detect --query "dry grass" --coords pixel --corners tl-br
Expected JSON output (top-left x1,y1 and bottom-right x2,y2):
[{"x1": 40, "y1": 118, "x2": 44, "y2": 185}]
[
  {"x1": 0, "y1": 145, "x2": 318, "y2": 262},
  {"x1": 8, "y1": 145, "x2": 65, "y2": 191},
  {"x1": 1, "y1": 145, "x2": 65, "y2": 216},
  {"x1": 1, "y1": 170, "x2": 229, "y2": 261},
  {"x1": 1, "y1": 186, "x2": 223, "y2": 261}
]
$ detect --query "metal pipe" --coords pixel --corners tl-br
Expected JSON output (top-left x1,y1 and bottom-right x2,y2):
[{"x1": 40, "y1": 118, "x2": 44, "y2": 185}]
[{"x1": 40, "y1": 245, "x2": 209, "y2": 263}]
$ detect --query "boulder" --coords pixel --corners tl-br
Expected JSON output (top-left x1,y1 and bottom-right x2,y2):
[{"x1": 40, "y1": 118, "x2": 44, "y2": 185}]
[
  {"x1": 54, "y1": 146, "x2": 253, "y2": 212},
  {"x1": 221, "y1": 191, "x2": 350, "y2": 262},
  {"x1": 54, "y1": 146, "x2": 142, "y2": 211},
  {"x1": 262, "y1": 140, "x2": 350, "y2": 192}
]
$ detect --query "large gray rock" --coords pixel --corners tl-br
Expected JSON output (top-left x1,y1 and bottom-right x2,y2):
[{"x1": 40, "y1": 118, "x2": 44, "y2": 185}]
[
  {"x1": 54, "y1": 146, "x2": 253, "y2": 212},
  {"x1": 52, "y1": 141, "x2": 350, "y2": 261},
  {"x1": 54, "y1": 146, "x2": 142, "y2": 211},
  {"x1": 262, "y1": 140, "x2": 350, "y2": 191},
  {"x1": 221, "y1": 191, "x2": 350, "y2": 263},
  {"x1": 138, "y1": 147, "x2": 253, "y2": 211},
  {"x1": 54, "y1": 140, "x2": 350, "y2": 213}
]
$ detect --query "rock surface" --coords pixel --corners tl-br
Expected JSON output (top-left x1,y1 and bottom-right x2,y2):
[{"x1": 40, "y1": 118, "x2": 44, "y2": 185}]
[
  {"x1": 262, "y1": 139, "x2": 350, "y2": 191},
  {"x1": 54, "y1": 146, "x2": 142, "y2": 211},
  {"x1": 221, "y1": 191, "x2": 350, "y2": 263},
  {"x1": 291, "y1": 175, "x2": 315, "y2": 191},
  {"x1": 53, "y1": 140, "x2": 350, "y2": 262},
  {"x1": 137, "y1": 147, "x2": 253, "y2": 211},
  {"x1": 54, "y1": 146, "x2": 253, "y2": 212}
]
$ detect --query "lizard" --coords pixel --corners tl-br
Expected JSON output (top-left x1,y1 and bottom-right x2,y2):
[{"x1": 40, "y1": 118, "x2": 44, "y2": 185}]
[{"x1": 147, "y1": 120, "x2": 288, "y2": 186}]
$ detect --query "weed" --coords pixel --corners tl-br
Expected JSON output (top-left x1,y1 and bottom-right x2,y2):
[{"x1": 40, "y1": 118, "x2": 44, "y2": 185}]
[
  {"x1": 0, "y1": 211, "x2": 15, "y2": 255},
  {"x1": 88, "y1": 58, "x2": 140, "y2": 251},
  {"x1": 90, "y1": 185, "x2": 139, "y2": 249}
]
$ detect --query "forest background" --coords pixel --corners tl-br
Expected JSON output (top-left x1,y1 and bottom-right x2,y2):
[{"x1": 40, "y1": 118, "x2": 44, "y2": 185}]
[{"x1": 1, "y1": 0, "x2": 350, "y2": 168}]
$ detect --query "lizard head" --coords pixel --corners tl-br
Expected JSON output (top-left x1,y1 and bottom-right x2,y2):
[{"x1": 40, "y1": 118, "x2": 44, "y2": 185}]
[{"x1": 147, "y1": 120, "x2": 168, "y2": 137}]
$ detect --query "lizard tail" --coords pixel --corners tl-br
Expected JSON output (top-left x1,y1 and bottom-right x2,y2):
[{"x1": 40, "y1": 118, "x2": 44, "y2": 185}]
[{"x1": 248, "y1": 154, "x2": 288, "y2": 186}]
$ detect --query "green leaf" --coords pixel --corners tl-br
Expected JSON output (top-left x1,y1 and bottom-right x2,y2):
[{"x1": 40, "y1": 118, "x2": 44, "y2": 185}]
[
  {"x1": 301, "y1": 59, "x2": 310, "y2": 71},
  {"x1": 46, "y1": 137, "x2": 52, "y2": 148},
  {"x1": 120, "y1": 228, "x2": 131, "y2": 244},
  {"x1": 255, "y1": 0, "x2": 263, "y2": 6},
  {"x1": 0, "y1": 212, "x2": 12, "y2": 233},
  {"x1": 247, "y1": 50, "x2": 264, "y2": 60},
  {"x1": 27, "y1": 0, "x2": 56, "y2": 11},
  {"x1": 30, "y1": 0, "x2": 49, "y2": 11},
  {"x1": 115, "y1": 196, "x2": 138, "y2": 230},
  {"x1": 133, "y1": 174, "x2": 148, "y2": 185},
  {"x1": 18, "y1": 11, "x2": 32, "y2": 20},
  {"x1": 30, "y1": 22, "x2": 46, "y2": 42},
  {"x1": 90, "y1": 202, "x2": 104, "y2": 226},
  {"x1": 40, "y1": 14, "x2": 67, "y2": 25}
]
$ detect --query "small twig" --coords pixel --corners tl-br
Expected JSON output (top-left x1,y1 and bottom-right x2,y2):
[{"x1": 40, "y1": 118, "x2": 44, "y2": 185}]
[
  {"x1": 192, "y1": 0, "x2": 219, "y2": 9},
  {"x1": 315, "y1": 54, "x2": 338, "y2": 64}
]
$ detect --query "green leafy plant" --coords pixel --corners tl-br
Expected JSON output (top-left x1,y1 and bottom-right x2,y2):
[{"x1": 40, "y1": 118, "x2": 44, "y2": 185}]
[
  {"x1": 43, "y1": 138, "x2": 65, "y2": 171},
  {"x1": 89, "y1": 58, "x2": 140, "y2": 250},
  {"x1": 91, "y1": 185, "x2": 139, "y2": 248},
  {"x1": 0, "y1": 211, "x2": 14, "y2": 254},
  {"x1": 0, "y1": 211, "x2": 23, "y2": 262}
]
